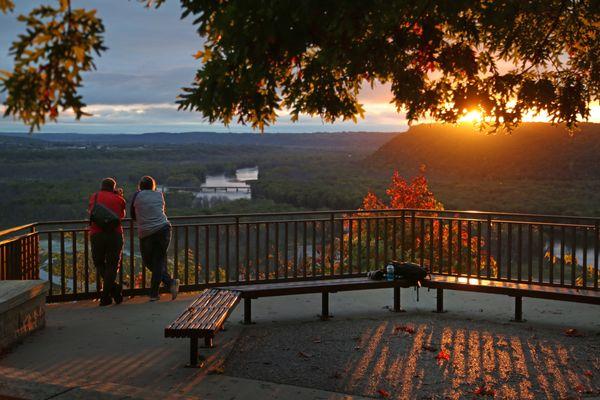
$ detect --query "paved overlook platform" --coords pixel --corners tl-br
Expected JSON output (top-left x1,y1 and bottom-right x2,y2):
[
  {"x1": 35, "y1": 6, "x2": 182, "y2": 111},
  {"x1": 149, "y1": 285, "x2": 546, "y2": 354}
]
[{"x1": 0, "y1": 288, "x2": 599, "y2": 400}]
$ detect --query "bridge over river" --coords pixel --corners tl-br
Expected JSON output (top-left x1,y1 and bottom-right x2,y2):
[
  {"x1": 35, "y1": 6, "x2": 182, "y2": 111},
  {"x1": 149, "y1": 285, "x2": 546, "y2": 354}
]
[{"x1": 165, "y1": 186, "x2": 251, "y2": 193}]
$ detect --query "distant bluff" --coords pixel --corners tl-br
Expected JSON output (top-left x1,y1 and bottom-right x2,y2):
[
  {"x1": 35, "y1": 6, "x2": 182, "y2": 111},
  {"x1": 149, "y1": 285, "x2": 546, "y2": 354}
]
[{"x1": 368, "y1": 122, "x2": 600, "y2": 180}]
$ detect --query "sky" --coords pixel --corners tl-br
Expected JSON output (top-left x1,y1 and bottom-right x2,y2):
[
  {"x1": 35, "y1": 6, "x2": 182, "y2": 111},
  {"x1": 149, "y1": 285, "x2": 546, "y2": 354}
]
[
  {"x1": 0, "y1": 0, "x2": 409, "y2": 134},
  {"x1": 0, "y1": 1, "x2": 598, "y2": 134}
]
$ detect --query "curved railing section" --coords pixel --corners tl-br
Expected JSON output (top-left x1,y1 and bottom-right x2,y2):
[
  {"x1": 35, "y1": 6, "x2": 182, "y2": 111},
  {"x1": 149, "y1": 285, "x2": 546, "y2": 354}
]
[
  {"x1": 1, "y1": 209, "x2": 599, "y2": 302},
  {"x1": 0, "y1": 223, "x2": 38, "y2": 280}
]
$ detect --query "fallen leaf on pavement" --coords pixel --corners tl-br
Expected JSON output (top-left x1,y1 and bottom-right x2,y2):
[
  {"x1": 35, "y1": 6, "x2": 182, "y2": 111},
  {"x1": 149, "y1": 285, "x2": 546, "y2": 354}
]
[
  {"x1": 394, "y1": 325, "x2": 416, "y2": 334},
  {"x1": 377, "y1": 388, "x2": 390, "y2": 398},
  {"x1": 207, "y1": 366, "x2": 224, "y2": 375},
  {"x1": 584, "y1": 370, "x2": 593, "y2": 377},
  {"x1": 564, "y1": 328, "x2": 584, "y2": 337},
  {"x1": 297, "y1": 351, "x2": 312, "y2": 359},
  {"x1": 474, "y1": 385, "x2": 495, "y2": 396}
]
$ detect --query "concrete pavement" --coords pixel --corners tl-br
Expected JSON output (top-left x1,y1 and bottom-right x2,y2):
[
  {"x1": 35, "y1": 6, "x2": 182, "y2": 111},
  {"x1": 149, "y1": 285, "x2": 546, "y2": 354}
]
[{"x1": 0, "y1": 285, "x2": 598, "y2": 399}]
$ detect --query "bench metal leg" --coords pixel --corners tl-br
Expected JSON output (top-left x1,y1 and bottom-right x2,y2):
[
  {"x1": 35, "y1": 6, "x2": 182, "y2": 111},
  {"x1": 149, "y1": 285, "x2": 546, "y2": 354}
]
[
  {"x1": 435, "y1": 288, "x2": 445, "y2": 313},
  {"x1": 513, "y1": 296, "x2": 524, "y2": 322},
  {"x1": 204, "y1": 335, "x2": 213, "y2": 348},
  {"x1": 189, "y1": 337, "x2": 199, "y2": 367},
  {"x1": 392, "y1": 287, "x2": 405, "y2": 312},
  {"x1": 320, "y1": 292, "x2": 330, "y2": 320},
  {"x1": 244, "y1": 297, "x2": 252, "y2": 324}
]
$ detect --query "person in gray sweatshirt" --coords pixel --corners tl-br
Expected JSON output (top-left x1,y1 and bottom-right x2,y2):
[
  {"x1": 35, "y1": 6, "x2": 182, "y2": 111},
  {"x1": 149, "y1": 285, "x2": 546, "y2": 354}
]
[{"x1": 131, "y1": 176, "x2": 179, "y2": 301}]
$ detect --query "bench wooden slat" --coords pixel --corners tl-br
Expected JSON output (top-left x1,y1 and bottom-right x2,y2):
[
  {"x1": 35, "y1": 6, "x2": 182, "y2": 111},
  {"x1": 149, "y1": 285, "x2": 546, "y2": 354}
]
[
  {"x1": 201, "y1": 291, "x2": 241, "y2": 331},
  {"x1": 222, "y1": 277, "x2": 413, "y2": 298},
  {"x1": 179, "y1": 290, "x2": 227, "y2": 329},
  {"x1": 423, "y1": 275, "x2": 600, "y2": 304},
  {"x1": 197, "y1": 305, "x2": 225, "y2": 331},
  {"x1": 176, "y1": 288, "x2": 231, "y2": 329},
  {"x1": 190, "y1": 291, "x2": 231, "y2": 331},
  {"x1": 167, "y1": 289, "x2": 218, "y2": 330},
  {"x1": 169, "y1": 290, "x2": 215, "y2": 327}
]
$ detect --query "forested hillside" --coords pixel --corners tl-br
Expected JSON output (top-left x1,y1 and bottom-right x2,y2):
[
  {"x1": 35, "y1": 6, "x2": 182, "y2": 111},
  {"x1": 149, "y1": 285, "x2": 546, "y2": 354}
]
[
  {"x1": 370, "y1": 123, "x2": 600, "y2": 179},
  {"x1": 0, "y1": 131, "x2": 398, "y2": 152},
  {"x1": 0, "y1": 132, "x2": 393, "y2": 228}
]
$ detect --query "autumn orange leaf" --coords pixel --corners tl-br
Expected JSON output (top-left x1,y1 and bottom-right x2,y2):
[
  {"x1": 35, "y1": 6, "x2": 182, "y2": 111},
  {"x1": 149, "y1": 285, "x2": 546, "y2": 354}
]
[
  {"x1": 377, "y1": 388, "x2": 390, "y2": 398},
  {"x1": 436, "y1": 349, "x2": 451, "y2": 364},
  {"x1": 193, "y1": 50, "x2": 204, "y2": 60}
]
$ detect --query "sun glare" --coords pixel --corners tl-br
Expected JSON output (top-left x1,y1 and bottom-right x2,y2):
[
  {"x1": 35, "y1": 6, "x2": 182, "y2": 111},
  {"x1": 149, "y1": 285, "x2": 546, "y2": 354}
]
[{"x1": 459, "y1": 110, "x2": 483, "y2": 123}]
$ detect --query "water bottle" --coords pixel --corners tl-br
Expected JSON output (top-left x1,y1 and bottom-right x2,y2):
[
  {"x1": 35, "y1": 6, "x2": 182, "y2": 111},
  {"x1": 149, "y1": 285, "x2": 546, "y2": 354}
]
[{"x1": 386, "y1": 263, "x2": 395, "y2": 281}]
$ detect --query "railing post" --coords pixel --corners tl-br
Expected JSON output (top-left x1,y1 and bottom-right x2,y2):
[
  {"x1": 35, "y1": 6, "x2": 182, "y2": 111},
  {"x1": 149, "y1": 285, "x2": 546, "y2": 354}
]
[
  {"x1": 48, "y1": 232, "x2": 53, "y2": 295},
  {"x1": 185, "y1": 225, "x2": 190, "y2": 285},
  {"x1": 410, "y1": 211, "x2": 416, "y2": 262},
  {"x1": 486, "y1": 215, "x2": 492, "y2": 278},
  {"x1": 438, "y1": 218, "x2": 444, "y2": 274},
  {"x1": 173, "y1": 226, "x2": 179, "y2": 282},
  {"x1": 34, "y1": 231, "x2": 40, "y2": 279},
  {"x1": 31, "y1": 225, "x2": 39, "y2": 280},
  {"x1": 595, "y1": 220, "x2": 599, "y2": 290},
  {"x1": 72, "y1": 231, "x2": 77, "y2": 295},
  {"x1": 129, "y1": 219, "x2": 135, "y2": 290},
  {"x1": 330, "y1": 213, "x2": 335, "y2": 276},
  {"x1": 6, "y1": 239, "x2": 20, "y2": 279},
  {"x1": 235, "y1": 217, "x2": 240, "y2": 282}
]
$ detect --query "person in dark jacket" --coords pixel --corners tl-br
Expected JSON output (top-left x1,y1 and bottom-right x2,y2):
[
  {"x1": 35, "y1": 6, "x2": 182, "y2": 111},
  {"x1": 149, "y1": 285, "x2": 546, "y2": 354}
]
[
  {"x1": 131, "y1": 176, "x2": 179, "y2": 301},
  {"x1": 88, "y1": 177, "x2": 126, "y2": 306}
]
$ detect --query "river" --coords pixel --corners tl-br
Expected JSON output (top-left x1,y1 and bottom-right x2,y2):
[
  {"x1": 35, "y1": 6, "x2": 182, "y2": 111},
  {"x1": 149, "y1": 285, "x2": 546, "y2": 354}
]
[{"x1": 195, "y1": 166, "x2": 258, "y2": 206}]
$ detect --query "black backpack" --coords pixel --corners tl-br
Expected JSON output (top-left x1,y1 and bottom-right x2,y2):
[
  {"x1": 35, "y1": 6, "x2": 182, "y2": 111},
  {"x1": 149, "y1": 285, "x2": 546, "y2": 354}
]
[
  {"x1": 390, "y1": 261, "x2": 429, "y2": 285},
  {"x1": 367, "y1": 261, "x2": 430, "y2": 286},
  {"x1": 89, "y1": 193, "x2": 120, "y2": 231}
]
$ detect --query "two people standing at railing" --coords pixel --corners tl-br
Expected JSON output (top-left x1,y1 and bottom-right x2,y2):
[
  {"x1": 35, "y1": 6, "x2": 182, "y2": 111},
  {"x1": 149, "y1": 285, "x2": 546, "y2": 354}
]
[{"x1": 88, "y1": 176, "x2": 179, "y2": 306}]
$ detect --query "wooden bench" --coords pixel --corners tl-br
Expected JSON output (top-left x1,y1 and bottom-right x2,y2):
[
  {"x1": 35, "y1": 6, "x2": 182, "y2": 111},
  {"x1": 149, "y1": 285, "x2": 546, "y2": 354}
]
[
  {"x1": 224, "y1": 274, "x2": 599, "y2": 325},
  {"x1": 165, "y1": 288, "x2": 241, "y2": 366},
  {"x1": 423, "y1": 274, "x2": 600, "y2": 321},
  {"x1": 221, "y1": 277, "x2": 414, "y2": 325},
  {"x1": 168, "y1": 274, "x2": 598, "y2": 366}
]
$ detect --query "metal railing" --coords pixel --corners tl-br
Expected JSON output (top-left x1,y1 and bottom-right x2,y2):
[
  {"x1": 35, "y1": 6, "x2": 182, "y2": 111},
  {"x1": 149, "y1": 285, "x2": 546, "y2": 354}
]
[{"x1": 1, "y1": 209, "x2": 599, "y2": 302}]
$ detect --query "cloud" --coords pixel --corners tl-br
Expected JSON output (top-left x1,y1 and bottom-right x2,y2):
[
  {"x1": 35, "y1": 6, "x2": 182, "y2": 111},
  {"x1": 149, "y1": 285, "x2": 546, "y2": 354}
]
[{"x1": 80, "y1": 67, "x2": 196, "y2": 104}]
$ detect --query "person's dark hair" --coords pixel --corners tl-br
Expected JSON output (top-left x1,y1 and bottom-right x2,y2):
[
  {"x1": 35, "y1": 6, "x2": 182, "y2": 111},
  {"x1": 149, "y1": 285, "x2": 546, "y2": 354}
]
[
  {"x1": 139, "y1": 176, "x2": 156, "y2": 191},
  {"x1": 101, "y1": 177, "x2": 116, "y2": 192}
]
